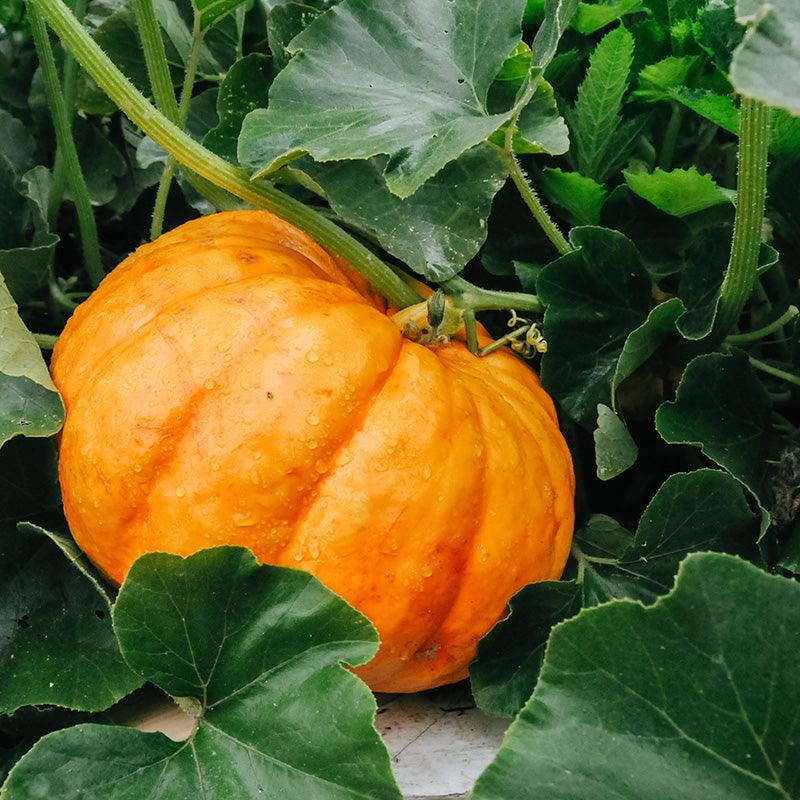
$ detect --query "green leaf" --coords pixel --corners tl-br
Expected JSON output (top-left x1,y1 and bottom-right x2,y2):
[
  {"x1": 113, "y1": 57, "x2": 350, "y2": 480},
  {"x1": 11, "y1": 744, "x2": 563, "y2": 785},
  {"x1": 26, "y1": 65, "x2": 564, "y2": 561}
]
[
  {"x1": 4, "y1": 547, "x2": 401, "y2": 800},
  {"x1": 0, "y1": 438, "x2": 140, "y2": 715},
  {"x1": 539, "y1": 167, "x2": 606, "y2": 225},
  {"x1": 594, "y1": 403, "x2": 638, "y2": 480},
  {"x1": 299, "y1": 145, "x2": 507, "y2": 280},
  {"x1": 470, "y1": 581, "x2": 582, "y2": 718},
  {"x1": 624, "y1": 167, "x2": 732, "y2": 217},
  {"x1": 472, "y1": 553, "x2": 800, "y2": 800},
  {"x1": 656, "y1": 351, "x2": 774, "y2": 506},
  {"x1": 565, "y1": 25, "x2": 638, "y2": 183},
  {"x1": 538, "y1": 227, "x2": 651, "y2": 427},
  {"x1": 730, "y1": 0, "x2": 800, "y2": 117},
  {"x1": 0, "y1": 275, "x2": 64, "y2": 447},
  {"x1": 581, "y1": 470, "x2": 759, "y2": 604},
  {"x1": 572, "y1": 0, "x2": 642, "y2": 34},
  {"x1": 670, "y1": 88, "x2": 800, "y2": 157},
  {"x1": 670, "y1": 86, "x2": 740, "y2": 132},
  {"x1": 512, "y1": 81, "x2": 570, "y2": 155},
  {"x1": 204, "y1": 53, "x2": 275, "y2": 162},
  {"x1": 612, "y1": 297, "x2": 684, "y2": 399},
  {"x1": 239, "y1": 0, "x2": 530, "y2": 197},
  {"x1": 266, "y1": 2, "x2": 324, "y2": 69},
  {"x1": 633, "y1": 54, "x2": 698, "y2": 102},
  {"x1": 193, "y1": 0, "x2": 248, "y2": 30}
]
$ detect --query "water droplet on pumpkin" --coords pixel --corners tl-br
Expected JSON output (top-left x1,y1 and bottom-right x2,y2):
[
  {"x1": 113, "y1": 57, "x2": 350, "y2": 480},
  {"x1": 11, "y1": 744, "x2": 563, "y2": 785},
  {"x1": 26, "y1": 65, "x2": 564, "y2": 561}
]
[
  {"x1": 292, "y1": 551, "x2": 303, "y2": 562},
  {"x1": 175, "y1": 487, "x2": 186, "y2": 498},
  {"x1": 133, "y1": 464, "x2": 142, "y2": 474},
  {"x1": 308, "y1": 540, "x2": 320, "y2": 559},
  {"x1": 390, "y1": 540, "x2": 399, "y2": 552},
  {"x1": 314, "y1": 459, "x2": 327, "y2": 474},
  {"x1": 210, "y1": 462, "x2": 220, "y2": 472},
  {"x1": 307, "y1": 440, "x2": 318, "y2": 450},
  {"x1": 306, "y1": 350, "x2": 319, "y2": 363},
  {"x1": 422, "y1": 464, "x2": 432, "y2": 480},
  {"x1": 421, "y1": 564, "x2": 433, "y2": 577},
  {"x1": 307, "y1": 412, "x2": 320, "y2": 426},
  {"x1": 322, "y1": 353, "x2": 334, "y2": 366},
  {"x1": 204, "y1": 379, "x2": 216, "y2": 390},
  {"x1": 232, "y1": 510, "x2": 259, "y2": 527}
]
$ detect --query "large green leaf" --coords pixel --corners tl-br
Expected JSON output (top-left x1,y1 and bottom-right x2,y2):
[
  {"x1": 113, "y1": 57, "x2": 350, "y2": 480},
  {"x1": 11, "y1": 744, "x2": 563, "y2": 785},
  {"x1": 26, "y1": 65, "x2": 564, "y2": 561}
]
[
  {"x1": 472, "y1": 553, "x2": 800, "y2": 800},
  {"x1": 538, "y1": 167, "x2": 607, "y2": 225},
  {"x1": 299, "y1": 146, "x2": 507, "y2": 280},
  {"x1": 730, "y1": 0, "x2": 800, "y2": 117},
  {"x1": 656, "y1": 351, "x2": 774, "y2": 506},
  {"x1": 0, "y1": 438, "x2": 140, "y2": 715},
  {"x1": 572, "y1": 0, "x2": 641, "y2": 34},
  {"x1": 470, "y1": 470, "x2": 756, "y2": 718},
  {"x1": 3, "y1": 547, "x2": 401, "y2": 800},
  {"x1": 0, "y1": 276, "x2": 63, "y2": 447},
  {"x1": 239, "y1": 0, "x2": 530, "y2": 197},
  {"x1": 470, "y1": 580, "x2": 582, "y2": 718},
  {"x1": 538, "y1": 227, "x2": 651, "y2": 428},
  {"x1": 580, "y1": 469, "x2": 759, "y2": 604}
]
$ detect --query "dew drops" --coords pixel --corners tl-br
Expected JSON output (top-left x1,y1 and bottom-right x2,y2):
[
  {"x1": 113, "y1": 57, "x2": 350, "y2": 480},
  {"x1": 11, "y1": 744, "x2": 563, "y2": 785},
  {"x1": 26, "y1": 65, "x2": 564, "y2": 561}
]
[
  {"x1": 421, "y1": 564, "x2": 433, "y2": 578},
  {"x1": 422, "y1": 464, "x2": 432, "y2": 480},
  {"x1": 307, "y1": 412, "x2": 320, "y2": 426},
  {"x1": 232, "y1": 510, "x2": 259, "y2": 527},
  {"x1": 308, "y1": 540, "x2": 320, "y2": 559},
  {"x1": 292, "y1": 551, "x2": 303, "y2": 562},
  {"x1": 204, "y1": 379, "x2": 216, "y2": 390},
  {"x1": 313, "y1": 459, "x2": 328, "y2": 474},
  {"x1": 133, "y1": 464, "x2": 142, "y2": 474},
  {"x1": 306, "y1": 350, "x2": 319, "y2": 363},
  {"x1": 175, "y1": 487, "x2": 186, "y2": 498}
]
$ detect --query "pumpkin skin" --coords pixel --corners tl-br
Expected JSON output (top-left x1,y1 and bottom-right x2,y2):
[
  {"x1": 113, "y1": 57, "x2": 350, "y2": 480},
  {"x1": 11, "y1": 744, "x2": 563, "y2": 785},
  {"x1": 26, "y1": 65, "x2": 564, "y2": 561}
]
[{"x1": 52, "y1": 210, "x2": 575, "y2": 693}]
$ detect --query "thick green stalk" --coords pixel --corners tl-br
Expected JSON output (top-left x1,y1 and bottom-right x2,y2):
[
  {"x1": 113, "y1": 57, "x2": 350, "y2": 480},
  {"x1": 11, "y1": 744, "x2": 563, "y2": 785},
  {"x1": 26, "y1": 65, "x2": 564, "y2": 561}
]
[
  {"x1": 440, "y1": 275, "x2": 542, "y2": 314},
  {"x1": 28, "y1": 4, "x2": 104, "y2": 287},
  {"x1": 31, "y1": 0, "x2": 421, "y2": 309},
  {"x1": 711, "y1": 98, "x2": 771, "y2": 344},
  {"x1": 748, "y1": 356, "x2": 800, "y2": 387},
  {"x1": 150, "y1": 16, "x2": 205, "y2": 239},
  {"x1": 48, "y1": 0, "x2": 87, "y2": 227}
]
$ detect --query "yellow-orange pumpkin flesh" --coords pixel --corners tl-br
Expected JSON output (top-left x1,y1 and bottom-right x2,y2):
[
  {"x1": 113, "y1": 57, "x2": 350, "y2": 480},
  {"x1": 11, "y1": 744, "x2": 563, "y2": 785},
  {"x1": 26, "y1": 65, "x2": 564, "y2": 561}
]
[{"x1": 52, "y1": 210, "x2": 575, "y2": 693}]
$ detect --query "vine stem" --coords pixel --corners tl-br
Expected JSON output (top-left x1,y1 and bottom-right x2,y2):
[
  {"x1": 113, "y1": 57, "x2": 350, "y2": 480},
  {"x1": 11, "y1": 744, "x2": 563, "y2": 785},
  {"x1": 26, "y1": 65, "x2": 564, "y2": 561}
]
[
  {"x1": 748, "y1": 357, "x2": 800, "y2": 387},
  {"x1": 31, "y1": 0, "x2": 421, "y2": 309},
  {"x1": 440, "y1": 275, "x2": 541, "y2": 313},
  {"x1": 150, "y1": 15, "x2": 205, "y2": 239},
  {"x1": 710, "y1": 98, "x2": 771, "y2": 344},
  {"x1": 47, "y1": 0, "x2": 87, "y2": 227},
  {"x1": 28, "y1": 3, "x2": 104, "y2": 287},
  {"x1": 498, "y1": 76, "x2": 571, "y2": 257},
  {"x1": 726, "y1": 305, "x2": 798, "y2": 344}
]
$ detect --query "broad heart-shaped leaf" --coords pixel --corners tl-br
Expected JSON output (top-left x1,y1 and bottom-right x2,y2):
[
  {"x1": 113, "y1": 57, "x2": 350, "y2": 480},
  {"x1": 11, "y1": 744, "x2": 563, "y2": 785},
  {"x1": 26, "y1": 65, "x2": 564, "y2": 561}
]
[
  {"x1": 472, "y1": 553, "x2": 800, "y2": 800},
  {"x1": 0, "y1": 438, "x2": 140, "y2": 715},
  {"x1": 0, "y1": 276, "x2": 63, "y2": 447},
  {"x1": 730, "y1": 0, "x2": 800, "y2": 117},
  {"x1": 470, "y1": 580, "x2": 582, "y2": 718},
  {"x1": 239, "y1": 0, "x2": 529, "y2": 198},
  {"x1": 538, "y1": 167, "x2": 607, "y2": 225},
  {"x1": 538, "y1": 227, "x2": 651, "y2": 428},
  {"x1": 581, "y1": 469, "x2": 759, "y2": 605},
  {"x1": 298, "y1": 145, "x2": 507, "y2": 280},
  {"x1": 593, "y1": 403, "x2": 638, "y2": 480},
  {"x1": 624, "y1": 167, "x2": 732, "y2": 217},
  {"x1": 470, "y1": 471, "x2": 759, "y2": 719},
  {"x1": 656, "y1": 351, "x2": 774, "y2": 508},
  {"x1": 4, "y1": 547, "x2": 401, "y2": 800}
]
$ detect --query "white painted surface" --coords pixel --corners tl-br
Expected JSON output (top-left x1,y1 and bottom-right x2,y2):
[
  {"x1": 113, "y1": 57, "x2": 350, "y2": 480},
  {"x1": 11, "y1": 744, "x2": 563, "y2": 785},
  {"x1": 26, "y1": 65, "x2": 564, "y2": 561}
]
[{"x1": 113, "y1": 683, "x2": 509, "y2": 799}]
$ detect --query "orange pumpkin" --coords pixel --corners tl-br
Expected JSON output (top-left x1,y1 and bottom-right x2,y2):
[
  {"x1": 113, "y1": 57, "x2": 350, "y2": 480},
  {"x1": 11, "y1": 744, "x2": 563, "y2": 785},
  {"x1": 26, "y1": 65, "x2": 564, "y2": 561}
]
[{"x1": 52, "y1": 210, "x2": 574, "y2": 692}]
